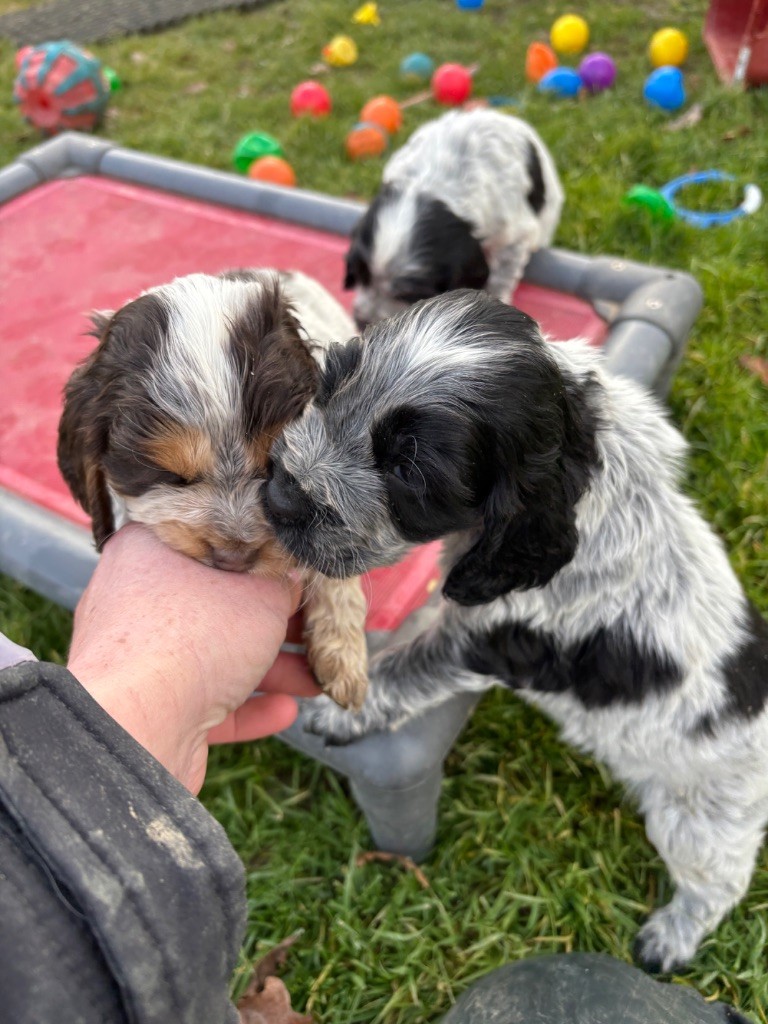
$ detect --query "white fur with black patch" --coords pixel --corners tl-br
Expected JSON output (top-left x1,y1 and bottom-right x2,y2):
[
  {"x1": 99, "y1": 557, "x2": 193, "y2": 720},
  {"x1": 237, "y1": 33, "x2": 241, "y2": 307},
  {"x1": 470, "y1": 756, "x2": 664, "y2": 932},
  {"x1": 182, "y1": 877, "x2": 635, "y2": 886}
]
[{"x1": 345, "y1": 109, "x2": 564, "y2": 327}]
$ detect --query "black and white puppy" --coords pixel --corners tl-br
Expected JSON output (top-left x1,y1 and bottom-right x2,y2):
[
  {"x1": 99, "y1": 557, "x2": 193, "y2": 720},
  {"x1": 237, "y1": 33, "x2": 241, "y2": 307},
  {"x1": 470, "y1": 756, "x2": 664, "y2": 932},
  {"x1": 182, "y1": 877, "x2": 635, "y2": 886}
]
[
  {"x1": 58, "y1": 269, "x2": 369, "y2": 711},
  {"x1": 263, "y1": 290, "x2": 768, "y2": 974},
  {"x1": 344, "y1": 108, "x2": 563, "y2": 327}
]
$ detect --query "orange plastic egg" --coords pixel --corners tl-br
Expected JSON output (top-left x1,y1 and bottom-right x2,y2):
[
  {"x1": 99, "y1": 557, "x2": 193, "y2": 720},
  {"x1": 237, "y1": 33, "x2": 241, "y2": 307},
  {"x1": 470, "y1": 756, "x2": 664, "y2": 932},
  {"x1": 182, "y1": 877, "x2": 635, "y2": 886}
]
[
  {"x1": 247, "y1": 156, "x2": 296, "y2": 186},
  {"x1": 345, "y1": 122, "x2": 389, "y2": 160},
  {"x1": 525, "y1": 41, "x2": 558, "y2": 83},
  {"x1": 360, "y1": 95, "x2": 402, "y2": 134}
]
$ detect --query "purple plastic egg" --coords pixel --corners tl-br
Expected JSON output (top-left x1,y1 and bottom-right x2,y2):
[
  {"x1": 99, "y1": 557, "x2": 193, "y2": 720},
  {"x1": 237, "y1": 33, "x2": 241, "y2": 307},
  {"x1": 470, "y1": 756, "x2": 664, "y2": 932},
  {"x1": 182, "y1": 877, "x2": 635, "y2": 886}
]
[{"x1": 578, "y1": 52, "x2": 616, "y2": 93}]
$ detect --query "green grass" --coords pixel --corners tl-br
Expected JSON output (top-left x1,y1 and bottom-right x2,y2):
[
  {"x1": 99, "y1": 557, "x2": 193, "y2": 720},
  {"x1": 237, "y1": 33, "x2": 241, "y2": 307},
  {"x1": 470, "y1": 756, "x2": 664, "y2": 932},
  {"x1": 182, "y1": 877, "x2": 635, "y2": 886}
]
[{"x1": 1, "y1": 0, "x2": 767, "y2": 1019}]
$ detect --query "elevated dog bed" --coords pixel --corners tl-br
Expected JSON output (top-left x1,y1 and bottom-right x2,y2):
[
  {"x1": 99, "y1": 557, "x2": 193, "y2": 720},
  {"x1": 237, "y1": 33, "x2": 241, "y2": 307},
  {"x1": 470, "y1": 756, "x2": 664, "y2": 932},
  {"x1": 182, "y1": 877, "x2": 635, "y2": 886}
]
[{"x1": 0, "y1": 134, "x2": 703, "y2": 858}]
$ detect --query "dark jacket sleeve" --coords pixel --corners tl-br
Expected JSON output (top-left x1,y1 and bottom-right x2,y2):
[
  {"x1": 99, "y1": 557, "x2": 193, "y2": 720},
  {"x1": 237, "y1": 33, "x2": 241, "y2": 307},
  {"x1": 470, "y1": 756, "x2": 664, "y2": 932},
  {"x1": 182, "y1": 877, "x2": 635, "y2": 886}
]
[{"x1": 0, "y1": 659, "x2": 245, "y2": 1024}]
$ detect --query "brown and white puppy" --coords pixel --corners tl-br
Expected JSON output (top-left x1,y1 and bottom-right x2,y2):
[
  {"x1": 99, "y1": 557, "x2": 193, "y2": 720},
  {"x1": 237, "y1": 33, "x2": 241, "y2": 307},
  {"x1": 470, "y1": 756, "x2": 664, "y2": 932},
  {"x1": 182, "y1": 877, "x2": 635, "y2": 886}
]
[{"x1": 58, "y1": 268, "x2": 368, "y2": 710}]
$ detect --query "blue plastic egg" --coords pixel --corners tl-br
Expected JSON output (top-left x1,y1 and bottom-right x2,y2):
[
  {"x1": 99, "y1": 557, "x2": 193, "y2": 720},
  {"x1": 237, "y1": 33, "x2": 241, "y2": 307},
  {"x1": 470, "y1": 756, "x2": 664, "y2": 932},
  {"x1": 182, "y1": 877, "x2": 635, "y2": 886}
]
[
  {"x1": 643, "y1": 66, "x2": 685, "y2": 111},
  {"x1": 538, "y1": 67, "x2": 583, "y2": 97},
  {"x1": 400, "y1": 52, "x2": 435, "y2": 82}
]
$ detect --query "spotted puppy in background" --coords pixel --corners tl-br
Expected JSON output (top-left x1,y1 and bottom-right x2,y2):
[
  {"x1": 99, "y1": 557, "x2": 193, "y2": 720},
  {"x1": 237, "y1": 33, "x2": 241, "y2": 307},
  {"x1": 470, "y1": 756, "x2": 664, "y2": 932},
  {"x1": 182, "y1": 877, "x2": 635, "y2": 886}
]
[
  {"x1": 263, "y1": 289, "x2": 768, "y2": 974},
  {"x1": 344, "y1": 108, "x2": 564, "y2": 327},
  {"x1": 58, "y1": 269, "x2": 369, "y2": 711}
]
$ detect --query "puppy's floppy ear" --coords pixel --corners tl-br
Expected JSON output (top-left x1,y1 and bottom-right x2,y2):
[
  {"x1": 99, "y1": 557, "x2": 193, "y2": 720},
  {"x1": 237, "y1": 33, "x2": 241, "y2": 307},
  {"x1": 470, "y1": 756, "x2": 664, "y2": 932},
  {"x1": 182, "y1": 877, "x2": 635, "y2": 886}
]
[
  {"x1": 229, "y1": 276, "x2": 319, "y2": 437},
  {"x1": 443, "y1": 310, "x2": 599, "y2": 605},
  {"x1": 344, "y1": 188, "x2": 392, "y2": 289},
  {"x1": 57, "y1": 312, "x2": 117, "y2": 550},
  {"x1": 445, "y1": 233, "x2": 490, "y2": 292},
  {"x1": 344, "y1": 240, "x2": 367, "y2": 290}
]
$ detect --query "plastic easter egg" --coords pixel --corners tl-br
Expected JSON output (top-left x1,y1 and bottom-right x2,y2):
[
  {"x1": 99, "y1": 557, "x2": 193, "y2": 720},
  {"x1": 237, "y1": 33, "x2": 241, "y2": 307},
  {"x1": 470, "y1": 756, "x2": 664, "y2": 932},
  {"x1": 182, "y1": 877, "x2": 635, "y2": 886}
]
[
  {"x1": 538, "y1": 66, "x2": 583, "y2": 97},
  {"x1": 643, "y1": 66, "x2": 685, "y2": 111},
  {"x1": 432, "y1": 63, "x2": 473, "y2": 105},
  {"x1": 649, "y1": 27, "x2": 689, "y2": 68},
  {"x1": 102, "y1": 66, "x2": 122, "y2": 92},
  {"x1": 623, "y1": 185, "x2": 676, "y2": 221},
  {"x1": 352, "y1": 2, "x2": 380, "y2": 25},
  {"x1": 550, "y1": 14, "x2": 590, "y2": 56},
  {"x1": 322, "y1": 34, "x2": 358, "y2": 67},
  {"x1": 400, "y1": 52, "x2": 434, "y2": 82},
  {"x1": 290, "y1": 80, "x2": 332, "y2": 117},
  {"x1": 233, "y1": 131, "x2": 284, "y2": 173},
  {"x1": 247, "y1": 156, "x2": 296, "y2": 186},
  {"x1": 346, "y1": 121, "x2": 389, "y2": 160},
  {"x1": 525, "y1": 42, "x2": 558, "y2": 83},
  {"x1": 360, "y1": 95, "x2": 402, "y2": 133},
  {"x1": 578, "y1": 52, "x2": 616, "y2": 92}
]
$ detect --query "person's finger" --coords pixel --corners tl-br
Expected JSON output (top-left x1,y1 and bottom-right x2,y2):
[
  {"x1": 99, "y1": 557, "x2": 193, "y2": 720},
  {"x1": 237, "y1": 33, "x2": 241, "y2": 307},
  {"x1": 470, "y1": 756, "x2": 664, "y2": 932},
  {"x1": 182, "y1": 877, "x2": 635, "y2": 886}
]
[
  {"x1": 208, "y1": 693, "x2": 298, "y2": 744},
  {"x1": 258, "y1": 652, "x2": 322, "y2": 698},
  {"x1": 283, "y1": 612, "x2": 305, "y2": 645}
]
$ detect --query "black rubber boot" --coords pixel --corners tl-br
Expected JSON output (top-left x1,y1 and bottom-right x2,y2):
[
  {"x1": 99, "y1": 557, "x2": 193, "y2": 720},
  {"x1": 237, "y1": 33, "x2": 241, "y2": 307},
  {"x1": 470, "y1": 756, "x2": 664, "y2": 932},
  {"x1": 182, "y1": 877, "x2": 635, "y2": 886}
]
[{"x1": 440, "y1": 953, "x2": 753, "y2": 1024}]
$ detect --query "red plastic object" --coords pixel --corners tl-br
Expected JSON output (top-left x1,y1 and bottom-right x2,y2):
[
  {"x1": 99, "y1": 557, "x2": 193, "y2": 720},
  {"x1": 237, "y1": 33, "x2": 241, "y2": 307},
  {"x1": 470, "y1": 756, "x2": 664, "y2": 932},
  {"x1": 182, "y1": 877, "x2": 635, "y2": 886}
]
[
  {"x1": 431, "y1": 63, "x2": 473, "y2": 105},
  {"x1": 704, "y1": 0, "x2": 768, "y2": 86},
  {"x1": 290, "y1": 80, "x2": 332, "y2": 117},
  {"x1": 0, "y1": 176, "x2": 606, "y2": 628}
]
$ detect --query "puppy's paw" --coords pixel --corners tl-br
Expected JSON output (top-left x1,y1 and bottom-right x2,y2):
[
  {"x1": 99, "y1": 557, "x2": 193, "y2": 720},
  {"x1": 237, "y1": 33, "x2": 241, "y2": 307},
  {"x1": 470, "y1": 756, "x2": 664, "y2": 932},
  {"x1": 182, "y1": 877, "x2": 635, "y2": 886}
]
[
  {"x1": 632, "y1": 908, "x2": 698, "y2": 975},
  {"x1": 310, "y1": 649, "x2": 368, "y2": 713},
  {"x1": 302, "y1": 695, "x2": 384, "y2": 746}
]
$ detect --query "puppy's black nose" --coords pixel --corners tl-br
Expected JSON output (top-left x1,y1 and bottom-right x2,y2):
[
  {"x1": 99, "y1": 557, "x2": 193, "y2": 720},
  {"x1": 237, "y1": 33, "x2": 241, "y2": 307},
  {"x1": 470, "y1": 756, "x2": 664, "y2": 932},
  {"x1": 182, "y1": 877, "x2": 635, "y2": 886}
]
[{"x1": 265, "y1": 465, "x2": 307, "y2": 523}]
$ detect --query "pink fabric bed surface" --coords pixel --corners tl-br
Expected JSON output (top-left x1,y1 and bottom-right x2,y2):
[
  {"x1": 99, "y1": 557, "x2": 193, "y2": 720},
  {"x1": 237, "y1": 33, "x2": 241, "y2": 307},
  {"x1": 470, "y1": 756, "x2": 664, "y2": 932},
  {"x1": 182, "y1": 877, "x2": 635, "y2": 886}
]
[{"x1": 0, "y1": 175, "x2": 606, "y2": 630}]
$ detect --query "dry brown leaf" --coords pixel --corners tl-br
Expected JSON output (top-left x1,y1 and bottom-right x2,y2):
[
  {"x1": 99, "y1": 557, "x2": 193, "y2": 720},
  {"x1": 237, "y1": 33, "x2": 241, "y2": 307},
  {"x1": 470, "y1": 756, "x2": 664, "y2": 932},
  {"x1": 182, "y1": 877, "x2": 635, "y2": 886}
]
[
  {"x1": 740, "y1": 355, "x2": 768, "y2": 387},
  {"x1": 664, "y1": 102, "x2": 703, "y2": 132},
  {"x1": 130, "y1": 51, "x2": 148, "y2": 65},
  {"x1": 723, "y1": 125, "x2": 752, "y2": 142},
  {"x1": 238, "y1": 977, "x2": 313, "y2": 1024},
  {"x1": 356, "y1": 850, "x2": 430, "y2": 888},
  {"x1": 237, "y1": 935, "x2": 312, "y2": 1024},
  {"x1": 183, "y1": 82, "x2": 208, "y2": 95}
]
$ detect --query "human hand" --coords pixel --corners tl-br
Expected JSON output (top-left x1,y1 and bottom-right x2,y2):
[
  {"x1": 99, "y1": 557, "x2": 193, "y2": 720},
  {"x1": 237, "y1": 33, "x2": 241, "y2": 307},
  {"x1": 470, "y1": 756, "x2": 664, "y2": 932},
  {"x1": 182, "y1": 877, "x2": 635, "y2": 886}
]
[{"x1": 68, "y1": 524, "x2": 319, "y2": 793}]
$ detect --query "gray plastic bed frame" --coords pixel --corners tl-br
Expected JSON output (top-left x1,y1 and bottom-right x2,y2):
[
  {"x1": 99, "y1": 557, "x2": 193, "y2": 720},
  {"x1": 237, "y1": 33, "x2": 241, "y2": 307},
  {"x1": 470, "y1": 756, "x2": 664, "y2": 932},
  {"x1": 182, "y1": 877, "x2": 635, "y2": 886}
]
[{"x1": 0, "y1": 133, "x2": 703, "y2": 859}]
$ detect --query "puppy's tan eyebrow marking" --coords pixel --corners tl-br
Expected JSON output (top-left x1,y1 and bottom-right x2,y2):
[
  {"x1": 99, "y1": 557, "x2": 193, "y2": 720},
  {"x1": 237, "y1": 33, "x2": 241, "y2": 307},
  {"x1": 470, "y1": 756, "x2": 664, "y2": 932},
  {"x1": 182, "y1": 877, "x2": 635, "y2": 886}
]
[
  {"x1": 246, "y1": 433, "x2": 277, "y2": 475},
  {"x1": 144, "y1": 424, "x2": 214, "y2": 481}
]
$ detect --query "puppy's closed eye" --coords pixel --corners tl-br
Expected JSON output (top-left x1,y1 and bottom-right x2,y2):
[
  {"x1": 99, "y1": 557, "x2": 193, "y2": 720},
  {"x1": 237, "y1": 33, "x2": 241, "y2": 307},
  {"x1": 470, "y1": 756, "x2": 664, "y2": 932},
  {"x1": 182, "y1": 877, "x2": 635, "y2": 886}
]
[
  {"x1": 161, "y1": 471, "x2": 199, "y2": 488},
  {"x1": 371, "y1": 405, "x2": 489, "y2": 542},
  {"x1": 389, "y1": 459, "x2": 417, "y2": 484}
]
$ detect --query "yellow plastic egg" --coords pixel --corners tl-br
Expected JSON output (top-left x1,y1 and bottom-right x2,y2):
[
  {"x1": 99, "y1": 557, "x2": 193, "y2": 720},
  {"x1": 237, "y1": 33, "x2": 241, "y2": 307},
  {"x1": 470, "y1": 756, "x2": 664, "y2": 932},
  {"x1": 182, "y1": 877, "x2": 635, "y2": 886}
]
[
  {"x1": 550, "y1": 14, "x2": 590, "y2": 56},
  {"x1": 648, "y1": 27, "x2": 689, "y2": 68},
  {"x1": 322, "y1": 35, "x2": 358, "y2": 68}
]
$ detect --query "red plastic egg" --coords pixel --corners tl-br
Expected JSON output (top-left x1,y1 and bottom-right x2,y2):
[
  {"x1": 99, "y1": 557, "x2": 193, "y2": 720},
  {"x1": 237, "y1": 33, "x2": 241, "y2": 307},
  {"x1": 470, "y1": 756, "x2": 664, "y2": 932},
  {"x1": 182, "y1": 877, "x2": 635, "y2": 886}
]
[
  {"x1": 290, "y1": 80, "x2": 332, "y2": 117},
  {"x1": 431, "y1": 63, "x2": 473, "y2": 105}
]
